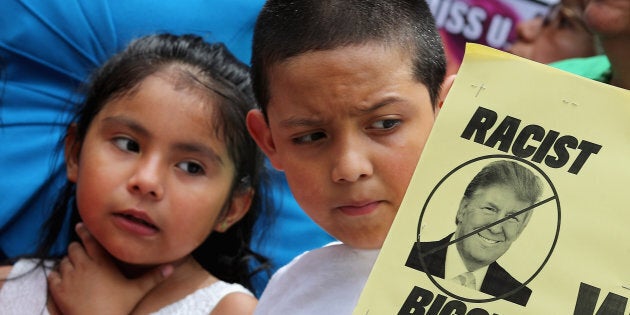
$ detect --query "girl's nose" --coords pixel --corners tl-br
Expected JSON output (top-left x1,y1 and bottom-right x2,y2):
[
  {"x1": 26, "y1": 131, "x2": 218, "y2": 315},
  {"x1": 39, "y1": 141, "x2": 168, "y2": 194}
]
[{"x1": 127, "y1": 156, "x2": 164, "y2": 200}]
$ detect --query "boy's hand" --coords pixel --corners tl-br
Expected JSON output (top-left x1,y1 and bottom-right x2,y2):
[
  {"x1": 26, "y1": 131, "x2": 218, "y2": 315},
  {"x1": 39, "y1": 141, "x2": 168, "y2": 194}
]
[{"x1": 47, "y1": 223, "x2": 173, "y2": 315}]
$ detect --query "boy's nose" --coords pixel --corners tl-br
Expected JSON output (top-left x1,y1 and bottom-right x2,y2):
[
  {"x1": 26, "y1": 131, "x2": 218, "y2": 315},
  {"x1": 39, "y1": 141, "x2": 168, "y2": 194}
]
[
  {"x1": 331, "y1": 139, "x2": 373, "y2": 183},
  {"x1": 127, "y1": 156, "x2": 165, "y2": 199}
]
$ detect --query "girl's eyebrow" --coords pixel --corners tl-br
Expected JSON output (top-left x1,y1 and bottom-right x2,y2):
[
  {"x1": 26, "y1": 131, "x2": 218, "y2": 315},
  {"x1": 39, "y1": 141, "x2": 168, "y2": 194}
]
[
  {"x1": 102, "y1": 116, "x2": 149, "y2": 137},
  {"x1": 102, "y1": 116, "x2": 223, "y2": 164},
  {"x1": 172, "y1": 142, "x2": 224, "y2": 165}
]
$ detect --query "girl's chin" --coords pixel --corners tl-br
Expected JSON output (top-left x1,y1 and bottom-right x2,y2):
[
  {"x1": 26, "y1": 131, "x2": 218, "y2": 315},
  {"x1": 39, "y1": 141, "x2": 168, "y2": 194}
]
[{"x1": 113, "y1": 259, "x2": 158, "y2": 278}]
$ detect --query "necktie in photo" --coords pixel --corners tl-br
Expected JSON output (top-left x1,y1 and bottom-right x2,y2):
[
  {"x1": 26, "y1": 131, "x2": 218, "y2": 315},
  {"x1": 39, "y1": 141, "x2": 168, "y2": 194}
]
[{"x1": 452, "y1": 271, "x2": 476, "y2": 289}]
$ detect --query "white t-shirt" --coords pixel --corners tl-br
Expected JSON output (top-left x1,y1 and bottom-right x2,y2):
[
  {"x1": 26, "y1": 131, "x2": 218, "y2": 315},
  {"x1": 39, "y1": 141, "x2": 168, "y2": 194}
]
[{"x1": 254, "y1": 242, "x2": 379, "y2": 315}]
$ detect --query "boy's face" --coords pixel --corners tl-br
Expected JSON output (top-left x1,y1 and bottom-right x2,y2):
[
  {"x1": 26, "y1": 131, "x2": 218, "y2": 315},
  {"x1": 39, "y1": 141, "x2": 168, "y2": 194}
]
[{"x1": 248, "y1": 43, "x2": 439, "y2": 249}]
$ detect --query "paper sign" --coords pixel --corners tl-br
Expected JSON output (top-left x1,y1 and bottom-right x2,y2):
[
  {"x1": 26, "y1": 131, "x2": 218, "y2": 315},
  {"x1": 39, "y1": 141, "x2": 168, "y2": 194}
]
[{"x1": 354, "y1": 44, "x2": 630, "y2": 315}]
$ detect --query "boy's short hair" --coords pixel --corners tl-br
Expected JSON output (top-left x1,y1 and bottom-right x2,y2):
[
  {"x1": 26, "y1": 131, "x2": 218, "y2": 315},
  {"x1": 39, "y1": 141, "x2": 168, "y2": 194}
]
[{"x1": 251, "y1": 0, "x2": 446, "y2": 114}]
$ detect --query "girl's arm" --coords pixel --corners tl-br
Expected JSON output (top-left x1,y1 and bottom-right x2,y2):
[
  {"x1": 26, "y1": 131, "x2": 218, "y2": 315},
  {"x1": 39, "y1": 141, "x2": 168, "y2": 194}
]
[{"x1": 47, "y1": 223, "x2": 172, "y2": 315}]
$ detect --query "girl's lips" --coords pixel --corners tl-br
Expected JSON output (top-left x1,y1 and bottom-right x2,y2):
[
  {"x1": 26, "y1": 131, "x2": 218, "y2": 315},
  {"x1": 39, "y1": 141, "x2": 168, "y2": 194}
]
[
  {"x1": 112, "y1": 210, "x2": 159, "y2": 236},
  {"x1": 337, "y1": 201, "x2": 381, "y2": 216}
]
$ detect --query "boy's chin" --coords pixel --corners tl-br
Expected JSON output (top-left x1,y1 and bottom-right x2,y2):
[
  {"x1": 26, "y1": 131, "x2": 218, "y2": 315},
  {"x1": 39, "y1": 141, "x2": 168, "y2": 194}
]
[{"x1": 338, "y1": 236, "x2": 385, "y2": 250}]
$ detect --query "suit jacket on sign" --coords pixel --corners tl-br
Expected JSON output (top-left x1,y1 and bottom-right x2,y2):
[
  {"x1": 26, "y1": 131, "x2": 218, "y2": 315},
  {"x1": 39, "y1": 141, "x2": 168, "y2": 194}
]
[{"x1": 405, "y1": 233, "x2": 531, "y2": 306}]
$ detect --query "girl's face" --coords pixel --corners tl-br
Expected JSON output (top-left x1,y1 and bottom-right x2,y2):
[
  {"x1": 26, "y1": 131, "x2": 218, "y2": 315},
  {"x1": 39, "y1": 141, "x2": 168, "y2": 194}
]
[{"x1": 66, "y1": 72, "x2": 251, "y2": 266}]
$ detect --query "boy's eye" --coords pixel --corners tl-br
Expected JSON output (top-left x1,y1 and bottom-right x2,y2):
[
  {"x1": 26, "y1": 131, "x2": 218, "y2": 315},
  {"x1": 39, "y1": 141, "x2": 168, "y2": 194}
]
[
  {"x1": 113, "y1": 137, "x2": 140, "y2": 153},
  {"x1": 176, "y1": 161, "x2": 205, "y2": 175},
  {"x1": 292, "y1": 131, "x2": 326, "y2": 144},
  {"x1": 370, "y1": 119, "x2": 401, "y2": 130}
]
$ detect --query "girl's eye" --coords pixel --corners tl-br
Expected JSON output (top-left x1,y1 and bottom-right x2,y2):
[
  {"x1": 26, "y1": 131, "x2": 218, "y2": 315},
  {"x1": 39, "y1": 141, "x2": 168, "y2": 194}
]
[
  {"x1": 176, "y1": 161, "x2": 205, "y2": 175},
  {"x1": 292, "y1": 131, "x2": 326, "y2": 144},
  {"x1": 370, "y1": 119, "x2": 401, "y2": 130},
  {"x1": 113, "y1": 137, "x2": 140, "y2": 153}
]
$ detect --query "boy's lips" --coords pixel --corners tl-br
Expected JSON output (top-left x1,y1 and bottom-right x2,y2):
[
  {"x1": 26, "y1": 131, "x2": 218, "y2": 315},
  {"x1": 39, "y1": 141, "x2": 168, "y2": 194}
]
[
  {"x1": 112, "y1": 209, "x2": 159, "y2": 236},
  {"x1": 336, "y1": 200, "x2": 381, "y2": 216}
]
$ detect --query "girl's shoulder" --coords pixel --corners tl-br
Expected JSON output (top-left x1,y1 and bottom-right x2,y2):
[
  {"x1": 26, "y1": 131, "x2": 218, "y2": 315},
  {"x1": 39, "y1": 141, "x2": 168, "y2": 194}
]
[
  {"x1": 210, "y1": 289, "x2": 256, "y2": 315},
  {"x1": 0, "y1": 259, "x2": 48, "y2": 290},
  {"x1": 149, "y1": 280, "x2": 255, "y2": 315}
]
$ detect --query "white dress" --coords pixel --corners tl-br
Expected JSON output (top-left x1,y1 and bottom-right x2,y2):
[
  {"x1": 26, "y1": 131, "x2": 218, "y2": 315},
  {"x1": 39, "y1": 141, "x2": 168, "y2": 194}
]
[
  {"x1": 254, "y1": 242, "x2": 379, "y2": 315},
  {"x1": 0, "y1": 259, "x2": 253, "y2": 315}
]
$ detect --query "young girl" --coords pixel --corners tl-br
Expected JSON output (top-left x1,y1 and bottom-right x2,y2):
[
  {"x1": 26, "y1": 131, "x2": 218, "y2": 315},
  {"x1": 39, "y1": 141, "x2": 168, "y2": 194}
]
[{"x1": 0, "y1": 33, "x2": 269, "y2": 314}]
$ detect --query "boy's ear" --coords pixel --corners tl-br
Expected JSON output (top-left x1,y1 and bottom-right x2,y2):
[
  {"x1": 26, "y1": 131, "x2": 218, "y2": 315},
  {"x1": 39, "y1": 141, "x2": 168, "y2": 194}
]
[
  {"x1": 246, "y1": 109, "x2": 284, "y2": 170},
  {"x1": 437, "y1": 74, "x2": 457, "y2": 112},
  {"x1": 65, "y1": 124, "x2": 80, "y2": 183},
  {"x1": 214, "y1": 188, "x2": 254, "y2": 233}
]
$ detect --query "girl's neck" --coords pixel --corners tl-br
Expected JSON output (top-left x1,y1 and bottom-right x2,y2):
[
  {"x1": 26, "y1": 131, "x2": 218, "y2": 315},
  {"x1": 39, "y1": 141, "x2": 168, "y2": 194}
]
[
  {"x1": 130, "y1": 256, "x2": 217, "y2": 314},
  {"x1": 115, "y1": 256, "x2": 189, "y2": 279}
]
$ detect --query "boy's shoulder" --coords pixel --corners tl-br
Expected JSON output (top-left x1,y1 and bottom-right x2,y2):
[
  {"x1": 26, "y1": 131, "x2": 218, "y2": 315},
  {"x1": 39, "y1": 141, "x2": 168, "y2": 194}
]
[
  {"x1": 264, "y1": 241, "x2": 380, "y2": 293},
  {"x1": 280, "y1": 241, "x2": 380, "y2": 271},
  {"x1": 255, "y1": 243, "x2": 380, "y2": 314}
]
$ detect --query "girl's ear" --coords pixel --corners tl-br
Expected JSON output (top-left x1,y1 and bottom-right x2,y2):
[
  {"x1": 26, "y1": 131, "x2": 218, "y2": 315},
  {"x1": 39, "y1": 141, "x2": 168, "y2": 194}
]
[
  {"x1": 65, "y1": 124, "x2": 80, "y2": 183},
  {"x1": 246, "y1": 109, "x2": 283, "y2": 170},
  {"x1": 214, "y1": 188, "x2": 254, "y2": 233}
]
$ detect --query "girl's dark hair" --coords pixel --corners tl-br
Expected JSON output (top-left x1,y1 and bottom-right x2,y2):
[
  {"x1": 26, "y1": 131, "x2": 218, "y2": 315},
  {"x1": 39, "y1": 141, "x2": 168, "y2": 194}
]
[
  {"x1": 251, "y1": 0, "x2": 446, "y2": 115},
  {"x1": 35, "y1": 33, "x2": 270, "y2": 291}
]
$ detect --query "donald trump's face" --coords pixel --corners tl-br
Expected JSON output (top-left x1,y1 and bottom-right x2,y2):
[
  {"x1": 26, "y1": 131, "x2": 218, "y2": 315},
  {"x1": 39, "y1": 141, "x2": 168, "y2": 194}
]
[{"x1": 454, "y1": 184, "x2": 532, "y2": 270}]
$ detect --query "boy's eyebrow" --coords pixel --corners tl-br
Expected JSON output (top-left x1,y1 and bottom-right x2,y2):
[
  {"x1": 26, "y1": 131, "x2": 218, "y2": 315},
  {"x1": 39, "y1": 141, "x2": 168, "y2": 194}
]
[
  {"x1": 354, "y1": 96, "x2": 405, "y2": 115},
  {"x1": 279, "y1": 117, "x2": 324, "y2": 128},
  {"x1": 102, "y1": 116, "x2": 223, "y2": 164},
  {"x1": 279, "y1": 96, "x2": 406, "y2": 128}
]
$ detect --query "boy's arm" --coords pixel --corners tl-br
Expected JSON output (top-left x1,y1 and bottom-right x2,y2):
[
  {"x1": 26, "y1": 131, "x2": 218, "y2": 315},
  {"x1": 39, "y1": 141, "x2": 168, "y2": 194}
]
[{"x1": 47, "y1": 223, "x2": 172, "y2": 315}]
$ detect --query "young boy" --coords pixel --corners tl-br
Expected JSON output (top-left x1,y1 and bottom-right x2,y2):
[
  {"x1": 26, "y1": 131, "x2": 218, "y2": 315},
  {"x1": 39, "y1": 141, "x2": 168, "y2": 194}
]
[{"x1": 246, "y1": 0, "x2": 455, "y2": 313}]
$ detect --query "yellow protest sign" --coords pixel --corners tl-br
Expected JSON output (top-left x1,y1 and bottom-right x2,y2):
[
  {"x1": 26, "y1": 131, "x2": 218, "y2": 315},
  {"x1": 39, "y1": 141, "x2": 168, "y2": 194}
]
[{"x1": 354, "y1": 43, "x2": 630, "y2": 315}]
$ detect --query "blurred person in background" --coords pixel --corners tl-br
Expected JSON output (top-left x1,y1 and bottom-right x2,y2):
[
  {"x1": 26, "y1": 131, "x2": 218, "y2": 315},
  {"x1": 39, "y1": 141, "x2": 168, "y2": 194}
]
[
  {"x1": 507, "y1": 0, "x2": 599, "y2": 64},
  {"x1": 550, "y1": 0, "x2": 629, "y2": 89}
]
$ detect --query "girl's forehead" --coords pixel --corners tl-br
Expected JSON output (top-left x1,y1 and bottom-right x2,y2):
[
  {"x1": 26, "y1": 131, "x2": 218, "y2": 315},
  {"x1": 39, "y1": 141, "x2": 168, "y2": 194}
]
[{"x1": 100, "y1": 75, "x2": 221, "y2": 136}]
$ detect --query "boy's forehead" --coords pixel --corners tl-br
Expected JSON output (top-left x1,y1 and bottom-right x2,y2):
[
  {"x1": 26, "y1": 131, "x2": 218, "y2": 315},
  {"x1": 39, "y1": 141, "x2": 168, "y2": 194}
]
[
  {"x1": 265, "y1": 43, "x2": 417, "y2": 95},
  {"x1": 274, "y1": 42, "x2": 412, "y2": 68},
  {"x1": 265, "y1": 45, "x2": 424, "y2": 110}
]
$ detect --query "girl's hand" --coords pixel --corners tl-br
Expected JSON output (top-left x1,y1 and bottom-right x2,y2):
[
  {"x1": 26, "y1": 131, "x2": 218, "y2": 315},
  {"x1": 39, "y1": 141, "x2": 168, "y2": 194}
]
[{"x1": 47, "y1": 223, "x2": 173, "y2": 315}]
